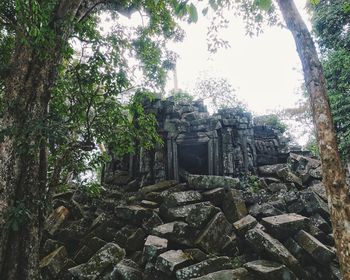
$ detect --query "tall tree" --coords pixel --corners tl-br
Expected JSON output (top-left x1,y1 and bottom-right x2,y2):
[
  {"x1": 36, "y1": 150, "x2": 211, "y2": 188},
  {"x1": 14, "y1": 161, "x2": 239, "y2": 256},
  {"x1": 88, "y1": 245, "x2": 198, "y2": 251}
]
[
  {"x1": 206, "y1": 0, "x2": 350, "y2": 275},
  {"x1": 273, "y1": 0, "x2": 350, "y2": 276},
  {"x1": 0, "y1": 1, "x2": 194, "y2": 279},
  {"x1": 311, "y1": 0, "x2": 350, "y2": 166}
]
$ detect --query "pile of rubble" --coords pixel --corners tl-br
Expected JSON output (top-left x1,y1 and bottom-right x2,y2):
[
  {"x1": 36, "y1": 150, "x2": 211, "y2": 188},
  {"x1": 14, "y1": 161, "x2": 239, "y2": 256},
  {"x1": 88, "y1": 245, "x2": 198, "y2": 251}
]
[{"x1": 40, "y1": 153, "x2": 341, "y2": 280}]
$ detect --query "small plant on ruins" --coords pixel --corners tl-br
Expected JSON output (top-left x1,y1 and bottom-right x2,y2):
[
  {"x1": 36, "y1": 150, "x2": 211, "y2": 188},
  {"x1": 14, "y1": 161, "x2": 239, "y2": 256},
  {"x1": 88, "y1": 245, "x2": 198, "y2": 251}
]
[
  {"x1": 171, "y1": 89, "x2": 194, "y2": 104},
  {"x1": 231, "y1": 255, "x2": 246, "y2": 268},
  {"x1": 247, "y1": 174, "x2": 262, "y2": 193},
  {"x1": 82, "y1": 182, "x2": 102, "y2": 198}
]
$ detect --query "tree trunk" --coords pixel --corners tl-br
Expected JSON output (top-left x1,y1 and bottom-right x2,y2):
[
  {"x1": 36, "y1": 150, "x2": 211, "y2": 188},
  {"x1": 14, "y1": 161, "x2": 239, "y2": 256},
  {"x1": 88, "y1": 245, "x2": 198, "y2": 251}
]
[
  {"x1": 0, "y1": 37, "x2": 60, "y2": 278},
  {"x1": 277, "y1": 0, "x2": 350, "y2": 278}
]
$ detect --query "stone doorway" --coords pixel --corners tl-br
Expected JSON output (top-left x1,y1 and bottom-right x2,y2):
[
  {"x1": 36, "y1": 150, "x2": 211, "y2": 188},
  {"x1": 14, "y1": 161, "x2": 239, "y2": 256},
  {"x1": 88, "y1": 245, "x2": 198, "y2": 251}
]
[{"x1": 178, "y1": 143, "x2": 209, "y2": 175}]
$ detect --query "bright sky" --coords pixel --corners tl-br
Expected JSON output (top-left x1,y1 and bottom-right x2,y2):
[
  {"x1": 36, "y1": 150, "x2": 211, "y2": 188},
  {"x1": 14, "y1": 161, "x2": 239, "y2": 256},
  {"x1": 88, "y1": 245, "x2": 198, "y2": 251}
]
[{"x1": 166, "y1": 0, "x2": 310, "y2": 115}]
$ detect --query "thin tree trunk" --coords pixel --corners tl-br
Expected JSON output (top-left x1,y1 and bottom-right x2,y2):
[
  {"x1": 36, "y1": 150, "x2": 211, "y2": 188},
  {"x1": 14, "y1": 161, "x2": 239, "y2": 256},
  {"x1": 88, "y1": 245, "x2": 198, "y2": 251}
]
[{"x1": 276, "y1": 0, "x2": 350, "y2": 278}]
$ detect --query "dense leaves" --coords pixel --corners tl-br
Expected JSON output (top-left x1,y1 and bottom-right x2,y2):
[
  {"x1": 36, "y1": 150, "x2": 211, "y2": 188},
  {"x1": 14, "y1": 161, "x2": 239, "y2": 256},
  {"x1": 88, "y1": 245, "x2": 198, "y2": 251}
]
[{"x1": 311, "y1": 0, "x2": 350, "y2": 161}]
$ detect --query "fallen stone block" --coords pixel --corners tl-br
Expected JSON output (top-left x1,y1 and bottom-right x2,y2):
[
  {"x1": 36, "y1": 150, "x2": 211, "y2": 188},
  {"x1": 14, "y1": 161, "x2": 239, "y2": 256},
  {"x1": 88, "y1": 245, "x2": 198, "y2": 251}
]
[
  {"x1": 300, "y1": 190, "x2": 330, "y2": 219},
  {"x1": 68, "y1": 243, "x2": 125, "y2": 280},
  {"x1": 295, "y1": 230, "x2": 336, "y2": 265},
  {"x1": 155, "y1": 250, "x2": 192, "y2": 276},
  {"x1": 185, "y1": 203, "x2": 219, "y2": 229},
  {"x1": 140, "y1": 180, "x2": 178, "y2": 194},
  {"x1": 261, "y1": 213, "x2": 308, "y2": 239},
  {"x1": 44, "y1": 206, "x2": 69, "y2": 235},
  {"x1": 191, "y1": 268, "x2": 254, "y2": 280},
  {"x1": 142, "y1": 212, "x2": 163, "y2": 233},
  {"x1": 142, "y1": 235, "x2": 168, "y2": 263},
  {"x1": 175, "y1": 256, "x2": 232, "y2": 280},
  {"x1": 108, "y1": 259, "x2": 143, "y2": 280},
  {"x1": 201, "y1": 187, "x2": 225, "y2": 206},
  {"x1": 161, "y1": 202, "x2": 212, "y2": 222},
  {"x1": 309, "y1": 182, "x2": 327, "y2": 202},
  {"x1": 249, "y1": 202, "x2": 283, "y2": 219},
  {"x1": 276, "y1": 167, "x2": 303, "y2": 187},
  {"x1": 125, "y1": 228, "x2": 146, "y2": 251},
  {"x1": 187, "y1": 174, "x2": 240, "y2": 190},
  {"x1": 195, "y1": 212, "x2": 233, "y2": 254},
  {"x1": 245, "y1": 228, "x2": 301, "y2": 276},
  {"x1": 244, "y1": 260, "x2": 297, "y2": 280},
  {"x1": 258, "y1": 164, "x2": 287, "y2": 177},
  {"x1": 222, "y1": 189, "x2": 247, "y2": 223},
  {"x1": 40, "y1": 246, "x2": 69, "y2": 278},
  {"x1": 161, "y1": 191, "x2": 203, "y2": 208},
  {"x1": 115, "y1": 205, "x2": 153, "y2": 225},
  {"x1": 233, "y1": 215, "x2": 258, "y2": 236}
]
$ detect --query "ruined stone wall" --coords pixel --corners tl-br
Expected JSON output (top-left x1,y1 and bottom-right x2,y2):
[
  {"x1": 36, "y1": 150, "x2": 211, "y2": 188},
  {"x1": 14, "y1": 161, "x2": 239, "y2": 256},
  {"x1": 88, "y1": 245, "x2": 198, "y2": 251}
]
[{"x1": 105, "y1": 97, "x2": 290, "y2": 186}]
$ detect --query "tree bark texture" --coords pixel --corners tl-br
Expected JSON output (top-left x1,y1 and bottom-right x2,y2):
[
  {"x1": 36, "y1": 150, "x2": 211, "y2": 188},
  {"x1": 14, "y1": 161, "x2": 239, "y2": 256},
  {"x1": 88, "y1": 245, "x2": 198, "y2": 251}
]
[
  {"x1": 277, "y1": 0, "x2": 350, "y2": 278},
  {"x1": 0, "y1": 1, "x2": 87, "y2": 278}
]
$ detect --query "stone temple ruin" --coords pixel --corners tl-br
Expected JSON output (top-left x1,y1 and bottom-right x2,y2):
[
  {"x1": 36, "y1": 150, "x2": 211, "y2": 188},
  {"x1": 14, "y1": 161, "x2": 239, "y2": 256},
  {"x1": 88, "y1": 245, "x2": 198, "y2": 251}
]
[
  {"x1": 42, "y1": 97, "x2": 341, "y2": 280},
  {"x1": 105, "y1": 97, "x2": 290, "y2": 185}
]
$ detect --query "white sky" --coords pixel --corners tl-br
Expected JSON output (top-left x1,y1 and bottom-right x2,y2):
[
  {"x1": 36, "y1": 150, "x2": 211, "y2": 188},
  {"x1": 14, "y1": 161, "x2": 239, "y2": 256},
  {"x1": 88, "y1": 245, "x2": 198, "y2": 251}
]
[{"x1": 166, "y1": 0, "x2": 310, "y2": 115}]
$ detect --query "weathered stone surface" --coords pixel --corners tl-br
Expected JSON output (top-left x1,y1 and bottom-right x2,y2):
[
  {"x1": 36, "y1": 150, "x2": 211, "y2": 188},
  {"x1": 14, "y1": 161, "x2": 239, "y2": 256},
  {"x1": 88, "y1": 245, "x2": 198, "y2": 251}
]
[
  {"x1": 142, "y1": 212, "x2": 163, "y2": 233},
  {"x1": 143, "y1": 235, "x2": 168, "y2": 262},
  {"x1": 184, "y1": 203, "x2": 219, "y2": 229},
  {"x1": 233, "y1": 215, "x2": 258, "y2": 235},
  {"x1": 249, "y1": 202, "x2": 283, "y2": 219},
  {"x1": 161, "y1": 202, "x2": 212, "y2": 222},
  {"x1": 85, "y1": 237, "x2": 107, "y2": 253},
  {"x1": 125, "y1": 228, "x2": 146, "y2": 251},
  {"x1": 40, "y1": 246, "x2": 69, "y2": 277},
  {"x1": 295, "y1": 230, "x2": 336, "y2": 265},
  {"x1": 309, "y1": 182, "x2": 327, "y2": 202},
  {"x1": 310, "y1": 213, "x2": 332, "y2": 233},
  {"x1": 161, "y1": 191, "x2": 202, "y2": 208},
  {"x1": 201, "y1": 188, "x2": 225, "y2": 206},
  {"x1": 258, "y1": 164, "x2": 287, "y2": 177},
  {"x1": 261, "y1": 213, "x2": 308, "y2": 239},
  {"x1": 153, "y1": 221, "x2": 196, "y2": 247},
  {"x1": 300, "y1": 190, "x2": 330, "y2": 219},
  {"x1": 115, "y1": 205, "x2": 153, "y2": 225},
  {"x1": 55, "y1": 219, "x2": 88, "y2": 242},
  {"x1": 188, "y1": 174, "x2": 240, "y2": 190},
  {"x1": 223, "y1": 189, "x2": 248, "y2": 223},
  {"x1": 191, "y1": 268, "x2": 254, "y2": 280},
  {"x1": 45, "y1": 206, "x2": 69, "y2": 235},
  {"x1": 140, "y1": 180, "x2": 178, "y2": 194},
  {"x1": 182, "y1": 249, "x2": 208, "y2": 262},
  {"x1": 276, "y1": 167, "x2": 302, "y2": 187},
  {"x1": 108, "y1": 259, "x2": 143, "y2": 280},
  {"x1": 244, "y1": 260, "x2": 296, "y2": 280},
  {"x1": 195, "y1": 212, "x2": 233, "y2": 254},
  {"x1": 155, "y1": 250, "x2": 192, "y2": 275},
  {"x1": 245, "y1": 228, "x2": 300, "y2": 275},
  {"x1": 309, "y1": 166, "x2": 322, "y2": 179},
  {"x1": 74, "y1": 245, "x2": 94, "y2": 264},
  {"x1": 267, "y1": 182, "x2": 288, "y2": 193},
  {"x1": 140, "y1": 200, "x2": 159, "y2": 209},
  {"x1": 284, "y1": 238, "x2": 308, "y2": 264},
  {"x1": 175, "y1": 256, "x2": 232, "y2": 280},
  {"x1": 68, "y1": 243, "x2": 125, "y2": 280}
]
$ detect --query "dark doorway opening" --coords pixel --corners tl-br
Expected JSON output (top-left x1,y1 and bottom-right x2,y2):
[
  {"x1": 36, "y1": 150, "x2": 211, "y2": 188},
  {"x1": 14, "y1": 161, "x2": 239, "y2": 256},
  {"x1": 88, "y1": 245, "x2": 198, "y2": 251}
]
[{"x1": 178, "y1": 143, "x2": 208, "y2": 175}]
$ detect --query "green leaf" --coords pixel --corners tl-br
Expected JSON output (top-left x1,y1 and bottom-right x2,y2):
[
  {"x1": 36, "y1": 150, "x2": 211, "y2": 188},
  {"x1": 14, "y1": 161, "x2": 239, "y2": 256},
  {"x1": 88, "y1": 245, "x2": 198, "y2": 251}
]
[
  {"x1": 188, "y1": 3, "x2": 198, "y2": 22},
  {"x1": 209, "y1": 0, "x2": 219, "y2": 11},
  {"x1": 254, "y1": 0, "x2": 272, "y2": 10},
  {"x1": 202, "y1": 7, "x2": 209, "y2": 16},
  {"x1": 310, "y1": 0, "x2": 320, "y2": 5}
]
